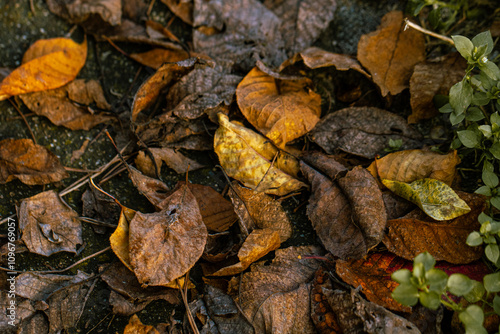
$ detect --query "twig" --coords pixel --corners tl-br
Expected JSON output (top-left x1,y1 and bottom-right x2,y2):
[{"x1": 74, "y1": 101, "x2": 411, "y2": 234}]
[
  {"x1": 404, "y1": 18, "x2": 454, "y2": 45},
  {"x1": 76, "y1": 277, "x2": 99, "y2": 327},
  {"x1": 0, "y1": 214, "x2": 16, "y2": 226},
  {"x1": 8, "y1": 98, "x2": 36, "y2": 144},
  {"x1": 87, "y1": 312, "x2": 112, "y2": 334},
  {"x1": 29, "y1": 0, "x2": 35, "y2": 14},
  {"x1": 147, "y1": 0, "x2": 156, "y2": 17},
  {"x1": 178, "y1": 271, "x2": 200, "y2": 334},
  {"x1": 79, "y1": 217, "x2": 117, "y2": 229}
]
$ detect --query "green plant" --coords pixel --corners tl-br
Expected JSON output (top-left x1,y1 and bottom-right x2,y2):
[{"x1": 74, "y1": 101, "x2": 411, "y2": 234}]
[
  {"x1": 406, "y1": 0, "x2": 466, "y2": 31},
  {"x1": 392, "y1": 252, "x2": 500, "y2": 334}
]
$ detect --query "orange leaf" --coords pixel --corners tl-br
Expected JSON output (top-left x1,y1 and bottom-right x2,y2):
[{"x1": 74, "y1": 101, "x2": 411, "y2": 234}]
[{"x1": 0, "y1": 37, "x2": 87, "y2": 100}]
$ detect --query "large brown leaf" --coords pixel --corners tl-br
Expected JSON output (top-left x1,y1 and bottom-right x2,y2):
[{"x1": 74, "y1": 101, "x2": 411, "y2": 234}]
[
  {"x1": 45, "y1": 0, "x2": 122, "y2": 26},
  {"x1": 236, "y1": 67, "x2": 321, "y2": 148},
  {"x1": 0, "y1": 138, "x2": 68, "y2": 185},
  {"x1": 383, "y1": 192, "x2": 485, "y2": 264},
  {"x1": 18, "y1": 190, "x2": 82, "y2": 256},
  {"x1": 129, "y1": 184, "x2": 207, "y2": 286},
  {"x1": 310, "y1": 107, "x2": 422, "y2": 159},
  {"x1": 161, "y1": 0, "x2": 193, "y2": 25},
  {"x1": 134, "y1": 147, "x2": 204, "y2": 176},
  {"x1": 357, "y1": 11, "x2": 425, "y2": 96}
]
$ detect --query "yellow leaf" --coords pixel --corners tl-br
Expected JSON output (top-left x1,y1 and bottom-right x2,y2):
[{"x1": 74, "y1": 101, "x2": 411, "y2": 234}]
[
  {"x1": 110, "y1": 206, "x2": 136, "y2": 272},
  {"x1": 381, "y1": 178, "x2": 471, "y2": 221},
  {"x1": 214, "y1": 113, "x2": 306, "y2": 196},
  {"x1": 0, "y1": 37, "x2": 87, "y2": 100}
]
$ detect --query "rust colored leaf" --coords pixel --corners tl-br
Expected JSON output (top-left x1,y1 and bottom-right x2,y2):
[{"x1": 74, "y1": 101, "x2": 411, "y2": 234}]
[
  {"x1": 409, "y1": 53, "x2": 467, "y2": 123},
  {"x1": 0, "y1": 37, "x2": 87, "y2": 100},
  {"x1": 383, "y1": 192, "x2": 485, "y2": 264},
  {"x1": 236, "y1": 67, "x2": 321, "y2": 148},
  {"x1": 129, "y1": 184, "x2": 207, "y2": 286},
  {"x1": 367, "y1": 149, "x2": 460, "y2": 186},
  {"x1": 135, "y1": 147, "x2": 204, "y2": 176},
  {"x1": 311, "y1": 107, "x2": 422, "y2": 159},
  {"x1": 124, "y1": 314, "x2": 160, "y2": 334},
  {"x1": 301, "y1": 163, "x2": 386, "y2": 259},
  {"x1": 161, "y1": 0, "x2": 193, "y2": 25},
  {"x1": 229, "y1": 246, "x2": 324, "y2": 334},
  {"x1": 130, "y1": 48, "x2": 192, "y2": 69},
  {"x1": 20, "y1": 79, "x2": 113, "y2": 130},
  {"x1": 357, "y1": 11, "x2": 425, "y2": 96},
  {"x1": 214, "y1": 113, "x2": 306, "y2": 196},
  {"x1": 310, "y1": 267, "x2": 342, "y2": 334},
  {"x1": 0, "y1": 138, "x2": 68, "y2": 185},
  {"x1": 336, "y1": 252, "x2": 412, "y2": 312},
  {"x1": 281, "y1": 46, "x2": 370, "y2": 77},
  {"x1": 19, "y1": 190, "x2": 82, "y2": 256}
]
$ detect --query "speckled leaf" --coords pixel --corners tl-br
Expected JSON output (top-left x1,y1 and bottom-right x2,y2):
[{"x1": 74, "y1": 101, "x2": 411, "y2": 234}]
[
  {"x1": 214, "y1": 113, "x2": 306, "y2": 196},
  {"x1": 382, "y1": 178, "x2": 471, "y2": 221}
]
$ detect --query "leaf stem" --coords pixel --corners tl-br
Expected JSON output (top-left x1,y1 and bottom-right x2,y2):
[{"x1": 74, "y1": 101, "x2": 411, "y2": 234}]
[{"x1": 404, "y1": 18, "x2": 454, "y2": 45}]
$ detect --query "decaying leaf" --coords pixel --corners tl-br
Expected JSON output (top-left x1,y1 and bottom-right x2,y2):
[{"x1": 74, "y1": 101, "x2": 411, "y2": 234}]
[
  {"x1": 18, "y1": 190, "x2": 82, "y2": 256},
  {"x1": 382, "y1": 178, "x2": 471, "y2": 221},
  {"x1": 310, "y1": 267, "x2": 342, "y2": 333},
  {"x1": 82, "y1": 185, "x2": 122, "y2": 226},
  {"x1": 135, "y1": 147, "x2": 204, "y2": 176},
  {"x1": 129, "y1": 184, "x2": 207, "y2": 286},
  {"x1": 301, "y1": 162, "x2": 386, "y2": 259},
  {"x1": 236, "y1": 67, "x2": 321, "y2": 148},
  {"x1": 336, "y1": 252, "x2": 412, "y2": 312},
  {"x1": 124, "y1": 314, "x2": 160, "y2": 334},
  {"x1": 20, "y1": 79, "x2": 113, "y2": 130},
  {"x1": 409, "y1": 53, "x2": 467, "y2": 123},
  {"x1": 357, "y1": 11, "x2": 425, "y2": 96},
  {"x1": 0, "y1": 290, "x2": 35, "y2": 332},
  {"x1": 367, "y1": 149, "x2": 460, "y2": 186},
  {"x1": 214, "y1": 113, "x2": 306, "y2": 196},
  {"x1": 0, "y1": 138, "x2": 68, "y2": 185},
  {"x1": 300, "y1": 151, "x2": 347, "y2": 179},
  {"x1": 129, "y1": 48, "x2": 192, "y2": 69},
  {"x1": 383, "y1": 192, "x2": 484, "y2": 264},
  {"x1": 0, "y1": 37, "x2": 87, "y2": 100},
  {"x1": 110, "y1": 205, "x2": 137, "y2": 271},
  {"x1": 45, "y1": 0, "x2": 122, "y2": 26},
  {"x1": 161, "y1": 0, "x2": 193, "y2": 25},
  {"x1": 229, "y1": 246, "x2": 324, "y2": 334},
  {"x1": 310, "y1": 107, "x2": 422, "y2": 159},
  {"x1": 128, "y1": 166, "x2": 171, "y2": 209},
  {"x1": 16, "y1": 271, "x2": 91, "y2": 301}
]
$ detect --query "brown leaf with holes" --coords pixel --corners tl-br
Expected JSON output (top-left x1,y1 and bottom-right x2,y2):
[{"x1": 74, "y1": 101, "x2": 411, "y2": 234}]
[
  {"x1": 129, "y1": 184, "x2": 207, "y2": 286},
  {"x1": 367, "y1": 149, "x2": 460, "y2": 186},
  {"x1": 236, "y1": 67, "x2": 321, "y2": 148},
  {"x1": 0, "y1": 138, "x2": 68, "y2": 185},
  {"x1": 336, "y1": 252, "x2": 412, "y2": 312},
  {"x1": 18, "y1": 190, "x2": 82, "y2": 256},
  {"x1": 357, "y1": 11, "x2": 425, "y2": 96},
  {"x1": 311, "y1": 107, "x2": 422, "y2": 159},
  {"x1": 135, "y1": 148, "x2": 204, "y2": 175},
  {"x1": 20, "y1": 79, "x2": 113, "y2": 130},
  {"x1": 0, "y1": 37, "x2": 87, "y2": 100},
  {"x1": 409, "y1": 53, "x2": 467, "y2": 123},
  {"x1": 161, "y1": 0, "x2": 193, "y2": 25},
  {"x1": 228, "y1": 245, "x2": 324, "y2": 334},
  {"x1": 383, "y1": 192, "x2": 485, "y2": 264}
]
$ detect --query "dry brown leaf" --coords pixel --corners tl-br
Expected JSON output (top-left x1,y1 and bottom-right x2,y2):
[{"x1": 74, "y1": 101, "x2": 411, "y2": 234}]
[
  {"x1": 45, "y1": 0, "x2": 122, "y2": 26},
  {"x1": 0, "y1": 37, "x2": 87, "y2": 100},
  {"x1": 16, "y1": 271, "x2": 91, "y2": 301},
  {"x1": 124, "y1": 314, "x2": 160, "y2": 334},
  {"x1": 82, "y1": 185, "x2": 122, "y2": 226},
  {"x1": 300, "y1": 151, "x2": 347, "y2": 179},
  {"x1": 20, "y1": 79, "x2": 113, "y2": 130},
  {"x1": 0, "y1": 138, "x2": 68, "y2": 185},
  {"x1": 383, "y1": 192, "x2": 485, "y2": 264},
  {"x1": 135, "y1": 147, "x2": 204, "y2": 176},
  {"x1": 236, "y1": 67, "x2": 321, "y2": 148},
  {"x1": 145, "y1": 20, "x2": 181, "y2": 43},
  {"x1": 367, "y1": 149, "x2": 460, "y2": 186},
  {"x1": 357, "y1": 11, "x2": 425, "y2": 96},
  {"x1": 18, "y1": 190, "x2": 82, "y2": 256},
  {"x1": 409, "y1": 53, "x2": 467, "y2": 123},
  {"x1": 130, "y1": 48, "x2": 192, "y2": 69},
  {"x1": 128, "y1": 166, "x2": 171, "y2": 209},
  {"x1": 161, "y1": 0, "x2": 193, "y2": 25},
  {"x1": 0, "y1": 290, "x2": 35, "y2": 332},
  {"x1": 311, "y1": 107, "x2": 422, "y2": 159},
  {"x1": 129, "y1": 184, "x2": 207, "y2": 286},
  {"x1": 214, "y1": 113, "x2": 306, "y2": 196},
  {"x1": 310, "y1": 267, "x2": 342, "y2": 334}
]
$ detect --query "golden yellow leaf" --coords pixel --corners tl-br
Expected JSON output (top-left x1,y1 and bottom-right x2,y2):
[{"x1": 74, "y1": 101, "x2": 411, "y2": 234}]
[
  {"x1": 110, "y1": 206, "x2": 136, "y2": 272},
  {"x1": 382, "y1": 178, "x2": 471, "y2": 221},
  {"x1": 214, "y1": 113, "x2": 306, "y2": 196},
  {"x1": 236, "y1": 67, "x2": 321, "y2": 148},
  {"x1": 0, "y1": 37, "x2": 87, "y2": 100}
]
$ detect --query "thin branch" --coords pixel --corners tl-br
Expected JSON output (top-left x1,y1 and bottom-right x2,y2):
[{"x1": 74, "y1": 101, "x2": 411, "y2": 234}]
[
  {"x1": 404, "y1": 18, "x2": 454, "y2": 45},
  {"x1": 8, "y1": 98, "x2": 36, "y2": 144}
]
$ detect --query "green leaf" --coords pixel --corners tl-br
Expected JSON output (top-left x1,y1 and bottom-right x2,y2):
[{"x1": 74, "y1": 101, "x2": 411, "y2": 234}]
[
  {"x1": 381, "y1": 178, "x2": 471, "y2": 221},
  {"x1": 475, "y1": 185, "x2": 491, "y2": 196},
  {"x1": 491, "y1": 196, "x2": 500, "y2": 210},
  {"x1": 466, "y1": 231, "x2": 483, "y2": 247},
  {"x1": 449, "y1": 80, "x2": 473, "y2": 115},
  {"x1": 493, "y1": 294, "x2": 500, "y2": 315},
  {"x1": 490, "y1": 142, "x2": 500, "y2": 159},
  {"x1": 478, "y1": 212, "x2": 491, "y2": 224},
  {"x1": 450, "y1": 111, "x2": 466, "y2": 126},
  {"x1": 392, "y1": 283, "x2": 419, "y2": 306},
  {"x1": 428, "y1": 8, "x2": 441, "y2": 29},
  {"x1": 457, "y1": 129, "x2": 481, "y2": 148},
  {"x1": 478, "y1": 125, "x2": 492, "y2": 138},
  {"x1": 439, "y1": 103, "x2": 454, "y2": 114},
  {"x1": 471, "y1": 31, "x2": 494, "y2": 55},
  {"x1": 414, "y1": 252, "x2": 436, "y2": 272},
  {"x1": 459, "y1": 305, "x2": 487, "y2": 334},
  {"x1": 447, "y1": 273, "x2": 474, "y2": 296},
  {"x1": 491, "y1": 112, "x2": 500, "y2": 126},
  {"x1": 485, "y1": 244, "x2": 500, "y2": 263},
  {"x1": 426, "y1": 269, "x2": 448, "y2": 293},
  {"x1": 419, "y1": 291, "x2": 441, "y2": 310},
  {"x1": 452, "y1": 35, "x2": 474, "y2": 60},
  {"x1": 464, "y1": 280, "x2": 485, "y2": 303},
  {"x1": 466, "y1": 107, "x2": 486, "y2": 121},
  {"x1": 392, "y1": 269, "x2": 412, "y2": 284},
  {"x1": 479, "y1": 61, "x2": 500, "y2": 80},
  {"x1": 484, "y1": 272, "x2": 500, "y2": 293},
  {"x1": 482, "y1": 170, "x2": 498, "y2": 187}
]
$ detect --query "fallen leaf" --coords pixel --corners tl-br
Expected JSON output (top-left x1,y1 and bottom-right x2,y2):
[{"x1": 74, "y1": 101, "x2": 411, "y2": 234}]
[
  {"x1": 228, "y1": 245, "x2": 324, "y2": 334},
  {"x1": 130, "y1": 48, "x2": 192, "y2": 69},
  {"x1": 382, "y1": 178, "x2": 471, "y2": 221},
  {"x1": 128, "y1": 166, "x2": 171, "y2": 209},
  {"x1": 383, "y1": 192, "x2": 485, "y2": 264},
  {"x1": 301, "y1": 162, "x2": 386, "y2": 259},
  {"x1": 16, "y1": 271, "x2": 91, "y2": 301},
  {"x1": 129, "y1": 184, "x2": 207, "y2": 286},
  {"x1": 409, "y1": 53, "x2": 467, "y2": 123},
  {"x1": 0, "y1": 37, "x2": 87, "y2": 100},
  {"x1": 382, "y1": 190, "x2": 415, "y2": 220},
  {"x1": 214, "y1": 113, "x2": 306, "y2": 196},
  {"x1": 357, "y1": 11, "x2": 425, "y2": 96},
  {"x1": 161, "y1": 0, "x2": 193, "y2": 25},
  {"x1": 110, "y1": 205, "x2": 137, "y2": 271},
  {"x1": 0, "y1": 290, "x2": 35, "y2": 331},
  {"x1": 18, "y1": 190, "x2": 82, "y2": 256},
  {"x1": 311, "y1": 107, "x2": 422, "y2": 159},
  {"x1": 236, "y1": 67, "x2": 321, "y2": 148},
  {"x1": 0, "y1": 138, "x2": 68, "y2": 185},
  {"x1": 124, "y1": 314, "x2": 160, "y2": 334},
  {"x1": 135, "y1": 147, "x2": 204, "y2": 176},
  {"x1": 82, "y1": 185, "x2": 122, "y2": 226},
  {"x1": 310, "y1": 267, "x2": 342, "y2": 334},
  {"x1": 17, "y1": 313, "x2": 49, "y2": 334},
  {"x1": 300, "y1": 151, "x2": 347, "y2": 179},
  {"x1": 367, "y1": 149, "x2": 460, "y2": 186},
  {"x1": 336, "y1": 252, "x2": 412, "y2": 312},
  {"x1": 45, "y1": 0, "x2": 122, "y2": 26},
  {"x1": 145, "y1": 20, "x2": 181, "y2": 43},
  {"x1": 20, "y1": 79, "x2": 113, "y2": 130}
]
